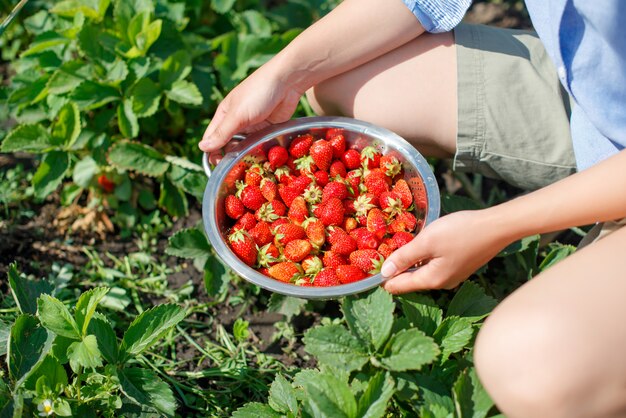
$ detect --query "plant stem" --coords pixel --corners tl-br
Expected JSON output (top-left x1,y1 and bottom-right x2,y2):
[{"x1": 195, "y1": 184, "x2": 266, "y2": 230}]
[{"x1": 0, "y1": 0, "x2": 30, "y2": 37}]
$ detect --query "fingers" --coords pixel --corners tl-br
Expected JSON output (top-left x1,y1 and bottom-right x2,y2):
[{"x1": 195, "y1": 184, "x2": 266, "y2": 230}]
[
  {"x1": 380, "y1": 234, "x2": 430, "y2": 279},
  {"x1": 382, "y1": 263, "x2": 436, "y2": 294},
  {"x1": 199, "y1": 101, "x2": 244, "y2": 152},
  {"x1": 208, "y1": 141, "x2": 241, "y2": 165}
]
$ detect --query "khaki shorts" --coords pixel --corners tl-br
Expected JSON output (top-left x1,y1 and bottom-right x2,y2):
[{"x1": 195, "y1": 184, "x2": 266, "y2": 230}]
[{"x1": 453, "y1": 24, "x2": 577, "y2": 191}]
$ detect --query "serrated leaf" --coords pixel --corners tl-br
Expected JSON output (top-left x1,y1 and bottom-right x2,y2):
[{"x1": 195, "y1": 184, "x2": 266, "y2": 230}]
[
  {"x1": 166, "y1": 228, "x2": 211, "y2": 260},
  {"x1": 539, "y1": 244, "x2": 576, "y2": 272},
  {"x1": 453, "y1": 368, "x2": 494, "y2": 418},
  {"x1": 498, "y1": 234, "x2": 540, "y2": 257},
  {"x1": 72, "y1": 156, "x2": 98, "y2": 188},
  {"x1": 203, "y1": 256, "x2": 230, "y2": 296},
  {"x1": 51, "y1": 102, "x2": 81, "y2": 148},
  {"x1": 380, "y1": 329, "x2": 439, "y2": 371},
  {"x1": 7, "y1": 315, "x2": 52, "y2": 384},
  {"x1": 1, "y1": 124, "x2": 53, "y2": 153},
  {"x1": 398, "y1": 293, "x2": 443, "y2": 336},
  {"x1": 232, "y1": 403, "x2": 281, "y2": 418},
  {"x1": 446, "y1": 282, "x2": 497, "y2": 322},
  {"x1": 119, "y1": 304, "x2": 186, "y2": 362},
  {"x1": 165, "y1": 80, "x2": 202, "y2": 105},
  {"x1": 159, "y1": 176, "x2": 188, "y2": 217},
  {"x1": 33, "y1": 151, "x2": 70, "y2": 199},
  {"x1": 71, "y1": 80, "x2": 120, "y2": 110},
  {"x1": 159, "y1": 50, "x2": 191, "y2": 89},
  {"x1": 300, "y1": 371, "x2": 357, "y2": 418},
  {"x1": 117, "y1": 99, "x2": 139, "y2": 138},
  {"x1": 75, "y1": 287, "x2": 109, "y2": 336},
  {"x1": 267, "y1": 293, "x2": 306, "y2": 320},
  {"x1": 342, "y1": 288, "x2": 394, "y2": 352},
  {"x1": 168, "y1": 164, "x2": 206, "y2": 199},
  {"x1": 67, "y1": 335, "x2": 103, "y2": 371},
  {"x1": 211, "y1": 0, "x2": 236, "y2": 14},
  {"x1": 433, "y1": 316, "x2": 474, "y2": 361},
  {"x1": 51, "y1": 0, "x2": 110, "y2": 21},
  {"x1": 303, "y1": 324, "x2": 369, "y2": 373},
  {"x1": 0, "y1": 321, "x2": 9, "y2": 357},
  {"x1": 23, "y1": 355, "x2": 68, "y2": 392},
  {"x1": 108, "y1": 140, "x2": 170, "y2": 177},
  {"x1": 47, "y1": 61, "x2": 91, "y2": 95},
  {"x1": 119, "y1": 368, "x2": 176, "y2": 417},
  {"x1": 87, "y1": 314, "x2": 118, "y2": 364},
  {"x1": 268, "y1": 374, "x2": 298, "y2": 414},
  {"x1": 356, "y1": 372, "x2": 395, "y2": 418},
  {"x1": 37, "y1": 294, "x2": 80, "y2": 339},
  {"x1": 131, "y1": 78, "x2": 161, "y2": 117},
  {"x1": 21, "y1": 31, "x2": 69, "y2": 56},
  {"x1": 8, "y1": 263, "x2": 54, "y2": 315},
  {"x1": 165, "y1": 155, "x2": 203, "y2": 172}
]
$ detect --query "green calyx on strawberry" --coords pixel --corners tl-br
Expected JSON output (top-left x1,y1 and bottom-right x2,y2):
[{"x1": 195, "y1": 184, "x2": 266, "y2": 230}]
[
  {"x1": 257, "y1": 243, "x2": 281, "y2": 267},
  {"x1": 353, "y1": 194, "x2": 376, "y2": 218},
  {"x1": 349, "y1": 249, "x2": 384, "y2": 274},
  {"x1": 303, "y1": 184, "x2": 323, "y2": 204}
]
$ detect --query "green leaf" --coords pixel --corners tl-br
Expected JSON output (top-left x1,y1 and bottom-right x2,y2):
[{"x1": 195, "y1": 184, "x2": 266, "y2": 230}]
[
  {"x1": 380, "y1": 329, "x2": 439, "y2": 371},
  {"x1": 211, "y1": 0, "x2": 236, "y2": 14},
  {"x1": 117, "y1": 99, "x2": 139, "y2": 138},
  {"x1": 1, "y1": 124, "x2": 53, "y2": 153},
  {"x1": 119, "y1": 304, "x2": 186, "y2": 362},
  {"x1": 159, "y1": 176, "x2": 188, "y2": 217},
  {"x1": 47, "y1": 61, "x2": 91, "y2": 95},
  {"x1": 232, "y1": 403, "x2": 281, "y2": 418},
  {"x1": 398, "y1": 293, "x2": 443, "y2": 336},
  {"x1": 118, "y1": 368, "x2": 176, "y2": 417},
  {"x1": 33, "y1": 151, "x2": 70, "y2": 199},
  {"x1": 303, "y1": 324, "x2": 369, "y2": 373},
  {"x1": 539, "y1": 244, "x2": 576, "y2": 272},
  {"x1": 8, "y1": 263, "x2": 54, "y2": 315},
  {"x1": 72, "y1": 156, "x2": 98, "y2": 188},
  {"x1": 51, "y1": 0, "x2": 110, "y2": 21},
  {"x1": 267, "y1": 293, "x2": 307, "y2": 320},
  {"x1": 441, "y1": 194, "x2": 484, "y2": 213},
  {"x1": 268, "y1": 374, "x2": 298, "y2": 414},
  {"x1": 7, "y1": 315, "x2": 52, "y2": 384},
  {"x1": 67, "y1": 335, "x2": 103, "y2": 371},
  {"x1": 0, "y1": 321, "x2": 9, "y2": 357},
  {"x1": 131, "y1": 78, "x2": 161, "y2": 117},
  {"x1": 23, "y1": 355, "x2": 68, "y2": 392},
  {"x1": 159, "y1": 50, "x2": 191, "y2": 89},
  {"x1": 37, "y1": 294, "x2": 80, "y2": 340},
  {"x1": 108, "y1": 140, "x2": 170, "y2": 177},
  {"x1": 165, "y1": 80, "x2": 202, "y2": 105},
  {"x1": 21, "y1": 31, "x2": 69, "y2": 56},
  {"x1": 75, "y1": 287, "x2": 109, "y2": 336},
  {"x1": 166, "y1": 228, "x2": 210, "y2": 260},
  {"x1": 71, "y1": 80, "x2": 120, "y2": 110},
  {"x1": 300, "y1": 371, "x2": 357, "y2": 418},
  {"x1": 452, "y1": 368, "x2": 494, "y2": 418},
  {"x1": 342, "y1": 288, "x2": 394, "y2": 352},
  {"x1": 446, "y1": 281, "x2": 497, "y2": 322},
  {"x1": 87, "y1": 314, "x2": 118, "y2": 364},
  {"x1": 168, "y1": 164, "x2": 206, "y2": 199},
  {"x1": 433, "y1": 317, "x2": 474, "y2": 361},
  {"x1": 498, "y1": 234, "x2": 540, "y2": 257},
  {"x1": 51, "y1": 102, "x2": 81, "y2": 148},
  {"x1": 203, "y1": 256, "x2": 230, "y2": 296},
  {"x1": 356, "y1": 372, "x2": 395, "y2": 418}
]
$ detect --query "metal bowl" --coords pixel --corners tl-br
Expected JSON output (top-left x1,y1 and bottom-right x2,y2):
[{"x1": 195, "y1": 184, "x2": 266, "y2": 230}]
[{"x1": 202, "y1": 116, "x2": 440, "y2": 299}]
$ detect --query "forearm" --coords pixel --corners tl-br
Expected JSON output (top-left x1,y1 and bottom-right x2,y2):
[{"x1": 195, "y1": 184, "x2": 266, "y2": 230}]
[
  {"x1": 270, "y1": 0, "x2": 424, "y2": 92},
  {"x1": 486, "y1": 149, "x2": 626, "y2": 243}
]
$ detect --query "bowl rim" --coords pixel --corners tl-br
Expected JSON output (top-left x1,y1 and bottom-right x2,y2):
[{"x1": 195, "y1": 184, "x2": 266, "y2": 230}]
[{"x1": 202, "y1": 116, "x2": 440, "y2": 299}]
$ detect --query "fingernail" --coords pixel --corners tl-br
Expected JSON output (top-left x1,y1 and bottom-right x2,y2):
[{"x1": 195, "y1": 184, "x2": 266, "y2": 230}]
[
  {"x1": 381, "y1": 260, "x2": 397, "y2": 278},
  {"x1": 199, "y1": 139, "x2": 211, "y2": 150}
]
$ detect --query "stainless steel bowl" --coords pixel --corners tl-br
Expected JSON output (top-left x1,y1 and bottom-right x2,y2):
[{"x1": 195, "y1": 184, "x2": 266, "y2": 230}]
[{"x1": 202, "y1": 116, "x2": 440, "y2": 299}]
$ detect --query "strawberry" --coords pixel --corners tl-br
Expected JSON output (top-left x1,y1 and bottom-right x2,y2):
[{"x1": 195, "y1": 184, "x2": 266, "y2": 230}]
[
  {"x1": 269, "y1": 262, "x2": 302, "y2": 282},
  {"x1": 309, "y1": 139, "x2": 333, "y2": 172},
  {"x1": 346, "y1": 169, "x2": 363, "y2": 191},
  {"x1": 360, "y1": 146, "x2": 381, "y2": 169},
  {"x1": 325, "y1": 127, "x2": 345, "y2": 140},
  {"x1": 344, "y1": 217, "x2": 358, "y2": 232},
  {"x1": 257, "y1": 243, "x2": 280, "y2": 267},
  {"x1": 255, "y1": 202, "x2": 279, "y2": 222},
  {"x1": 271, "y1": 217, "x2": 290, "y2": 230},
  {"x1": 225, "y1": 195, "x2": 245, "y2": 220},
  {"x1": 295, "y1": 155, "x2": 316, "y2": 175},
  {"x1": 294, "y1": 277, "x2": 314, "y2": 286},
  {"x1": 329, "y1": 161, "x2": 347, "y2": 179},
  {"x1": 260, "y1": 178, "x2": 277, "y2": 202},
  {"x1": 270, "y1": 200, "x2": 287, "y2": 216},
  {"x1": 364, "y1": 171, "x2": 389, "y2": 195},
  {"x1": 327, "y1": 226, "x2": 349, "y2": 245},
  {"x1": 336, "y1": 265, "x2": 366, "y2": 284},
  {"x1": 98, "y1": 175, "x2": 115, "y2": 193},
  {"x1": 245, "y1": 168, "x2": 263, "y2": 187},
  {"x1": 379, "y1": 191, "x2": 404, "y2": 216},
  {"x1": 274, "y1": 223, "x2": 306, "y2": 247},
  {"x1": 278, "y1": 184, "x2": 300, "y2": 207},
  {"x1": 228, "y1": 161, "x2": 248, "y2": 183},
  {"x1": 228, "y1": 230, "x2": 258, "y2": 266},
  {"x1": 288, "y1": 196, "x2": 309, "y2": 225},
  {"x1": 349, "y1": 249, "x2": 384, "y2": 273},
  {"x1": 258, "y1": 267, "x2": 271, "y2": 277},
  {"x1": 392, "y1": 231, "x2": 414, "y2": 248},
  {"x1": 284, "y1": 239, "x2": 312, "y2": 262},
  {"x1": 239, "y1": 185, "x2": 266, "y2": 210},
  {"x1": 367, "y1": 208, "x2": 387, "y2": 239},
  {"x1": 389, "y1": 211, "x2": 418, "y2": 233},
  {"x1": 322, "y1": 251, "x2": 347, "y2": 269},
  {"x1": 322, "y1": 181, "x2": 348, "y2": 203},
  {"x1": 328, "y1": 134, "x2": 346, "y2": 159},
  {"x1": 380, "y1": 155, "x2": 402, "y2": 177},
  {"x1": 314, "y1": 269, "x2": 340, "y2": 287},
  {"x1": 331, "y1": 233, "x2": 357, "y2": 256},
  {"x1": 249, "y1": 221, "x2": 273, "y2": 246},
  {"x1": 291, "y1": 175, "x2": 312, "y2": 193},
  {"x1": 320, "y1": 197, "x2": 345, "y2": 227},
  {"x1": 302, "y1": 255, "x2": 323, "y2": 275},
  {"x1": 289, "y1": 134, "x2": 314, "y2": 158},
  {"x1": 392, "y1": 179, "x2": 413, "y2": 209},
  {"x1": 352, "y1": 194, "x2": 376, "y2": 218},
  {"x1": 268, "y1": 146, "x2": 289, "y2": 169},
  {"x1": 275, "y1": 166, "x2": 293, "y2": 185},
  {"x1": 303, "y1": 184, "x2": 323, "y2": 204},
  {"x1": 313, "y1": 170, "x2": 329, "y2": 187},
  {"x1": 232, "y1": 212, "x2": 257, "y2": 231},
  {"x1": 342, "y1": 149, "x2": 361, "y2": 170},
  {"x1": 351, "y1": 228, "x2": 381, "y2": 250},
  {"x1": 377, "y1": 243, "x2": 394, "y2": 258},
  {"x1": 304, "y1": 218, "x2": 326, "y2": 248}
]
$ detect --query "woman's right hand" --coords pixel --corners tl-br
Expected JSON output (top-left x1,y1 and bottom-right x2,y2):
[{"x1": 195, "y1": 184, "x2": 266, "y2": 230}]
[{"x1": 198, "y1": 60, "x2": 304, "y2": 164}]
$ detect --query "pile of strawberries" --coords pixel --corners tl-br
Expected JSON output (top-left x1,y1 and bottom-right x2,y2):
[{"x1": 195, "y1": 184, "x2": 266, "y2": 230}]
[{"x1": 223, "y1": 128, "x2": 426, "y2": 287}]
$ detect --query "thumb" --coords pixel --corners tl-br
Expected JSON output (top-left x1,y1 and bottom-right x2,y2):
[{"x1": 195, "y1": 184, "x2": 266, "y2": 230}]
[
  {"x1": 380, "y1": 234, "x2": 430, "y2": 279},
  {"x1": 199, "y1": 103, "x2": 243, "y2": 152}
]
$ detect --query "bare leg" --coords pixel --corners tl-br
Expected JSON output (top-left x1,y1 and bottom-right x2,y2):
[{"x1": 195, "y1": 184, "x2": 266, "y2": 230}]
[
  {"x1": 306, "y1": 32, "x2": 457, "y2": 158},
  {"x1": 475, "y1": 226, "x2": 626, "y2": 417}
]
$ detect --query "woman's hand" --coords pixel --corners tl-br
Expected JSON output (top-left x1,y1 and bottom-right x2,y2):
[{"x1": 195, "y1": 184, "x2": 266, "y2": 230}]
[{"x1": 381, "y1": 210, "x2": 511, "y2": 294}]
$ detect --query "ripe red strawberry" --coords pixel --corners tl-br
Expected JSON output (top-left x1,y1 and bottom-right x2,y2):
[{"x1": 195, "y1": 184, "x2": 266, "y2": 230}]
[
  {"x1": 274, "y1": 223, "x2": 306, "y2": 247},
  {"x1": 249, "y1": 221, "x2": 273, "y2": 246},
  {"x1": 322, "y1": 251, "x2": 347, "y2": 269},
  {"x1": 228, "y1": 161, "x2": 248, "y2": 183},
  {"x1": 278, "y1": 184, "x2": 300, "y2": 207},
  {"x1": 346, "y1": 169, "x2": 362, "y2": 191},
  {"x1": 271, "y1": 217, "x2": 289, "y2": 230},
  {"x1": 320, "y1": 197, "x2": 345, "y2": 226},
  {"x1": 268, "y1": 146, "x2": 289, "y2": 169},
  {"x1": 352, "y1": 194, "x2": 376, "y2": 218},
  {"x1": 294, "y1": 277, "x2": 314, "y2": 286},
  {"x1": 392, "y1": 179, "x2": 413, "y2": 209},
  {"x1": 284, "y1": 239, "x2": 312, "y2": 262},
  {"x1": 351, "y1": 228, "x2": 381, "y2": 250},
  {"x1": 360, "y1": 146, "x2": 381, "y2": 169},
  {"x1": 342, "y1": 149, "x2": 361, "y2": 170},
  {"x1": 314, "y1": 269, "x2": 340, "y2": 287},
  {"x1": 325, "y1": 128, "x2": 345, "y2": 140},
  {"x1": 322, "y1": 181, "x2": 348, "y2": 202},
  {"x1": 349, "y1": 249, "x2": 384, "y2": 273},
  {"x1": 269, "y1": 262, "x2": 302, "y2": 282},
  {"x1": 228, "y1": 230, "x2": 258, "y2": 266},
  {"x1": 275, "y1": 167, "x2": 293, "y2": 185},
  {"x1": 245, "y1": 169, "x2": 263, "y2": 187},
  {"x1": 313, "y1": 170, "x2": 329, "y2": 187},
  {"x1": 379, "y1": 191, "x2": 404, "y2": 216},
  {"x1": 304, "y1": 218, "x2": 326, "y2": 248},
  {"x1": 295, "y1": 155, "x2": 316, "y2": 175},
  {"x1": 344, "y1": 217, "x2": 358, "y2": 232},
  {"x1": 377, "y1": 243, "x2": 394, "y2": 258},
  {"x1": 289, "y1": 134, "x2": 314, "y2": 158},
  {"x1": 331, "y1": 234, "x2": 357, "y2": 256},
  {"x1": 269, "y1": 200, "x2": 287, "y2": 216},
  {"x1": 303, "y1": 184, "x2": 323, "y2": 204},
  {"x1": 329, "y1": 161, "x2": 347, "y2": 179},
  {"x1": 302, "y1": 255, "x2": 323, "y2": 274},
  {"x1": 286, "y1": 155, "x2": 297, "y2": 171},
  {"x1": 389, "y1": 211, "x2": 418, "y2": 233},
  {"x1": 291, "y1": 175, "x2": 312, "y2": 193},
  {"x1": 257, "y1": 243, "x2": 280, "y2": 267},
  {"x1": 258, "y1": 267, "x2": 271, "y2": 277},
  {"x1": 328, "y1": 134, "x2": 346, "y2": 159},
  {"x1": 239, "y1": 185, "x2": 266, "y2": 210},
  {"x1": 336, "y1": 265, "x2": 366, "y2": 284},
  {"x1": 260, "y1": 178, "x2": 277, "y2": 202},
  {"x1": 232, "y1": 212, "x2": 257, "y2": 231},
  {"x1": 392, "y1": 231, "x2": 414, "y2": 248},
  {"x1": 380, "y1": 155, "x2": 402, "y2": 177},
  {"x1": 367, "y1": 208, "x2": 387, "y2": 239},
  {"x1": 364, "y1": 171, "x2": 389, "y2": 195},
  {"x1": 309, "y1": 139, "x2": 333, "y2": 172},
  {"x1": 98, "y1": 175, "x2": 115, "y2": 193},
  {"x1": 225, "y1": 195, "x2": 245, "y2": 220},
  {"x1": 288, "y1": 196, "x2": 309, "y2": 225}
]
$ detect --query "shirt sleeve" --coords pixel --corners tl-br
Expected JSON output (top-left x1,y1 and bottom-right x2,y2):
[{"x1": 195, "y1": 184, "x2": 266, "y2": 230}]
[{"x1": 402, "y1": 0, "x2": 472, "y2": 33}]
